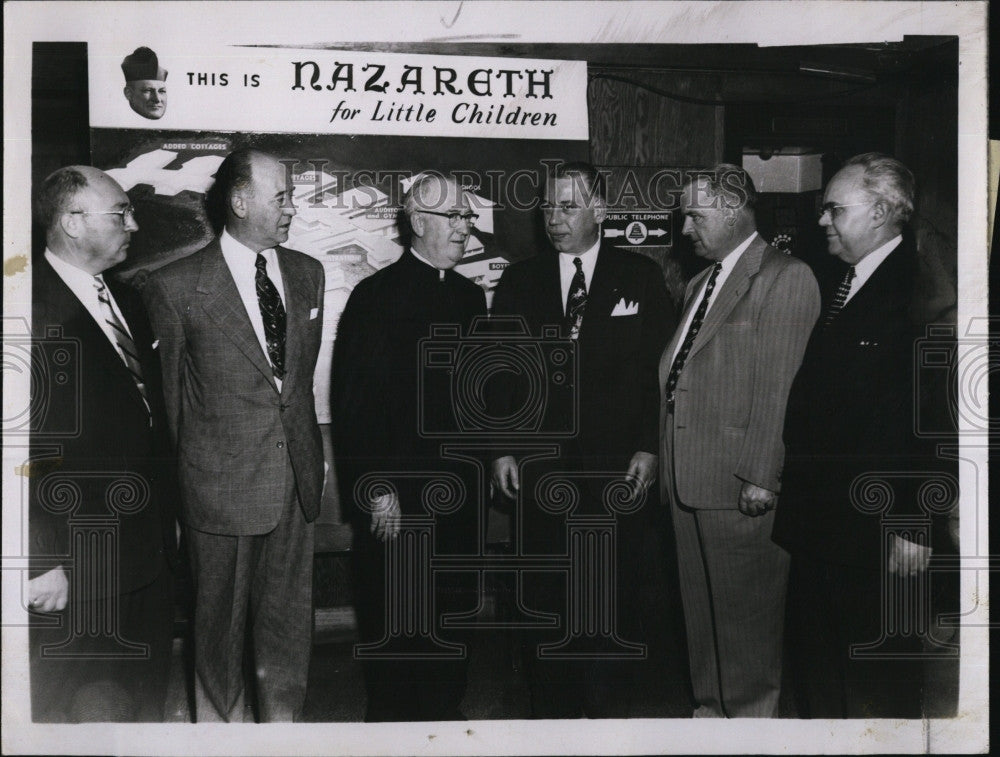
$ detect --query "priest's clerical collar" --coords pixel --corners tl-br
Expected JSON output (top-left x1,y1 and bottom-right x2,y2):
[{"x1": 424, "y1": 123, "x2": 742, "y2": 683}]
[{"x1": 411, "y1": 249, "x2": 446, "y2": 281}]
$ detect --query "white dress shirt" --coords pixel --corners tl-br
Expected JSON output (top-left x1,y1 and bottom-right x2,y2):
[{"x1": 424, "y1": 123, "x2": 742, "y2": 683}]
[
  {"x1": 220, "y1": 229, "x2": 286, "y2": 387},
  {"x1": 671, "y1": 232, "x2": 757, "y2": 364},
  {"x1": 558, "y1": 239, "x2": 601, "y2": 315},
  {"x1": 845, "y1": 234, "x2": 901, "y2": 304},
  {"x1": 44, "y1": 250, "x2": 134, "y2": 362}
]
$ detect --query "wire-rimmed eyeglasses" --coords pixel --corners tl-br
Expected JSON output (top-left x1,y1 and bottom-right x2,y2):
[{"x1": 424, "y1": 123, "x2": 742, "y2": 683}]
[
  {"x1": 817, "y1": 202, "x2": 871, "y2": 220},
  {"x1": 68, "y1": 205, "x2": 136, "y2": 227}
]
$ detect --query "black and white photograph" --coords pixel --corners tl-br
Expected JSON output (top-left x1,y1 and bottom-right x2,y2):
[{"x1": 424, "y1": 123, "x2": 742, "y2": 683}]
[{"x1": 1, "y1": 2, "x2": 989, "y2": 755}]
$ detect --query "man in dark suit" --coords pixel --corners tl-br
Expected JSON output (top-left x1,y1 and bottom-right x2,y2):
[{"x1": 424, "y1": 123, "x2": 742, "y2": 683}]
[
  {"x1": 28, "y1": 165, "x2": 175, "y2": 721},
  {"x1": 659, "y1": 165, "x2": 820, "y2": 717},
  {"x1": 490, "y1": 161, "x2": 674, "y2": 718},
  {"x1": 332, "y1": 173, "x2": 487, "y2": 721},
  {"x1": 143, "y1": 148, "x2": 325, "y2": 721},
  {"x1": 773, "y1": 153, "x2": 938, "y2": 718}
]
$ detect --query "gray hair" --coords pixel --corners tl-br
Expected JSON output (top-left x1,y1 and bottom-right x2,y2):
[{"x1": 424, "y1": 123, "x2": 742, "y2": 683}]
[
  {"x1": 35, "y1": 166, "x2": 90, "y2": 231},
  {"x1": 402, "y1": 172, "x2": 454, "y2": 219},
  {"x1": 843, "y1": 152, "x2": 916, "y2": 222}
]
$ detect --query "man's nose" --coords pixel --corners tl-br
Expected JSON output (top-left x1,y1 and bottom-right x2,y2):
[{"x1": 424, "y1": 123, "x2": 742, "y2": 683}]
[
  {"x1": 682, "y1": 216, "x2": 694, "y2": 235},
  {"x1": 125, "y1": 215, "x2": 139, "y2": 233}
]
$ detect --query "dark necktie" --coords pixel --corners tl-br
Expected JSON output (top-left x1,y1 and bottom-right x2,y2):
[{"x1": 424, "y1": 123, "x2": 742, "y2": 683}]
[
  {"x1": 665, "y1": 262, "x2": 722, "y2": 412},
  {"x1": 566, "y1": 257, "x2": 587, "y2": 340},
  {"x1": 823, "y1": 266, "x2": 856, "y2": 327},
  {"x1": 255, "y1": 253, "x2": 286, "y2": 380},
  {"x1": 95, "y1": 279, "x2": 150, "y2": 416}
]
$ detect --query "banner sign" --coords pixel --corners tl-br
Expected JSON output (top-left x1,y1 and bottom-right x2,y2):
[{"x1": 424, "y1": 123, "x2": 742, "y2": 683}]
[
  {"x1": 89, "y1": 43, "x2": 590, "y2": 422},
  {"x1": 89, "y1": 43, "x2": 589, "y2": 140}
]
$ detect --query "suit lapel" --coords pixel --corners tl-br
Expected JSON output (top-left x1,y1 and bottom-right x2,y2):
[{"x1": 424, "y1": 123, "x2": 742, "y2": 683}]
[
  {"x1": 278, "y1": 248, "x2": 312, "y2": 388},
  {"x1": 686, "y1": 235, "x2": 765, "y2": 363},
  {"x1": 36, "y1": 260, "x2": 150, "y2": 416},
  {"x1": 196, "y1": 241, "x2": 278, "y2": 391},
  {"x1": 539, "y1": 252, "x2": 565, "y2": 329},
  {"x1": 580, "y1": 248, "x2": 618, "y2": 337}
]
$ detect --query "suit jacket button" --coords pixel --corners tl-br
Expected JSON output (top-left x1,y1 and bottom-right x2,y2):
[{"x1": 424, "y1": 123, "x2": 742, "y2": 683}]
[{"x1": 276, "y1": 441, "x2": 285, "y2": 448}]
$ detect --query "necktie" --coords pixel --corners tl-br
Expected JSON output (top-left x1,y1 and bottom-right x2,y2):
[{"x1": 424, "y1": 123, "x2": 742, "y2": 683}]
[
  {"x1": 255, "y1": 253, "x2": 286, "y2": 380},
  {"x1": 665, "y1": 262, "x2": 722, "y2": 412},
  {"x1": 566, "y1": 257, "x2": 587, "y2": 340},
  {"x1": 823, "y1": 266, "x2": 856, "y2": 327},
  {"x1": 94, "y1": 279, "x2": 150, "y2": 416}
]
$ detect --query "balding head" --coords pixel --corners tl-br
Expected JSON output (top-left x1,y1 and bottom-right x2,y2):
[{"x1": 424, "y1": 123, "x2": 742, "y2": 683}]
[{"x1": 36, "y1": 165, "x2": 138, "y2": 274}]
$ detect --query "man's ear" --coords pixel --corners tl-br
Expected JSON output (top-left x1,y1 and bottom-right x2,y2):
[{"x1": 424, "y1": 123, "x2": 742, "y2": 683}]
[
  {"x1": 409, "y1": 211, "x2": 425, "y2": 239},
  {"x1": 230, "y1": 191, "x2": 248, "y2": 220},
  {"x1": 723, "y1": 206, "x2": 738, "y2": 226},
  {"x1": 122, "y1": 86, "x2": 132, "y2": 100},
  {"x1": 869, "y1": 199, "x2": 890, "y2": 230},
  {"x1": 593, "y1": 198, "x2": 607, "y2": 225},
  {"x1": 59, "y1": 212, "x2": 81, "y2": 239}
]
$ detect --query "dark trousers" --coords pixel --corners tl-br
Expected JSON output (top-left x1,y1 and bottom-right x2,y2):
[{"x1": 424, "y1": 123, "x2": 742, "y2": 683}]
[
  {"x1": 186, "y1": 492, "x2": 314, "y2": 722},
  {"x1": 30, "y1": 567, "x2": 173, "y2": 722},
  {"x1": 787, "y1": 555, "x2": 924, "y2": 718},
  {"x1": 521, "y1": 487, "x2": 654, "y2": 719},
  {"x1": 350, "y1": 524, "x2": 472, "y2": 722}
]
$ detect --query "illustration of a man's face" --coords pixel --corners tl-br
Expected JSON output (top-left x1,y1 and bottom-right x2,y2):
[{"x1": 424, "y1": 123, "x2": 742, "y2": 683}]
[
  {"x1": 120, "y1": 47, "x2": 168, "y2": 120},
  {"x1": 123, "y1": 80, "x2": 167, "y2": 119}
]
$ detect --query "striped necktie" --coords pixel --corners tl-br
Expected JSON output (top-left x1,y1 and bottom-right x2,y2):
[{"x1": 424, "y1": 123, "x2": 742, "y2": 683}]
[
  {"x1": 566, "y1": 257, "x2": 587, "y2": 340},
  {"x1": 664, "y1": 262, "x2": 722, "y2": 412},
  {"x1": 94, "y1": 279, "x2": 150, "y2": 416},
  {"x1": 823, "y1": 266, "x2": 856, "y2": 327}
]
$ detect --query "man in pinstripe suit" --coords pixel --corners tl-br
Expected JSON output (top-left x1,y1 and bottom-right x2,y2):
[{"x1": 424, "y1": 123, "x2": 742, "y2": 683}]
[{"x1": 659, "y1": 165, "x2": 820, "y2": 717}]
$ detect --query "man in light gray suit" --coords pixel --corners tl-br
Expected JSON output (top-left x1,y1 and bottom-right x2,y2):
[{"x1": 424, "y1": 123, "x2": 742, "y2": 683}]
[
  {"x1": 659, "y1": 165, "x2": 819, "y2": 717},
  {"x1": 144, "y1": 148, "x2": 325, "y2": 721}
]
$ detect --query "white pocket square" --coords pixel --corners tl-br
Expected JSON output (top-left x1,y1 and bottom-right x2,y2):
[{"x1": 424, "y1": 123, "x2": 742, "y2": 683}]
[
  {"x1": 610, "y1": 298, "x2": 639, "y2": 316},
  {"x1": 151, "y1": 339, "x2": 160, "y2": 349},
  {"x1": 309, "y1": 308, "x2": 319, "y2": 320}
]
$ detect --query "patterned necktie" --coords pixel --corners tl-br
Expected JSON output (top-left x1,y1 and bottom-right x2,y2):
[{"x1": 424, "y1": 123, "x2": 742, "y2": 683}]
[
  {"x1": 255, "y1": 253, "x2": 286, "y2": 380},
  {"x1": 664, "y1": 262, "x2": 722, "y2": 412},
  {"x1": 94, "y1": 279, "x2": 150, "y2": 416},
  {"x1": 823, "y1": 266, "x2": 856, "y2": 327},
  {"x1": 566, "y1": 257, "x2": 587, "y2": 340}
]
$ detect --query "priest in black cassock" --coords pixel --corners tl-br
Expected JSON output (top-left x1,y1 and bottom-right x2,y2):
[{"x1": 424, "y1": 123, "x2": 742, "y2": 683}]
[{"x1": 331, "y1": 173, "x2": 487, "y2": 721}]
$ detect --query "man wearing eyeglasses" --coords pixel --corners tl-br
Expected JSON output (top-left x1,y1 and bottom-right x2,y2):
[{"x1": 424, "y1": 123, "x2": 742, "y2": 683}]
[
  {"x1": 490, "y1": 161, "x2": 675, "y2": 718},
  {"x1": 331, "y1": 172, "x2": 486, "y2": 720},
  {"x1": 28, "y1": 165, "x2": 176, "y2": 721},
  {"x1": 773, "y1": 153, "x2": 941, "y2": 718}
]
